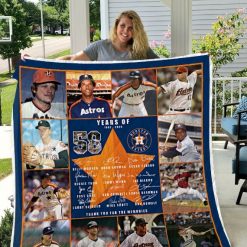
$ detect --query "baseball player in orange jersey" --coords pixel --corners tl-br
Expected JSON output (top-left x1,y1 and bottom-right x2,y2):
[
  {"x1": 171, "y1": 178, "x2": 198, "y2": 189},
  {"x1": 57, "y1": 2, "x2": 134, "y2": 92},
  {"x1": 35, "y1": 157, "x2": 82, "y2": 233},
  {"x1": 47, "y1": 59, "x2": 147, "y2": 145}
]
[
  {"x1": 24, "y1": 173, "x2": 64, "y2": 221},
  {"x1": 178, "y1": 225, "x2": 213, "y2": 247},
  {"x1": 112, "y1": 71, "x2": 157, "y2": 117},
  {"x1": 22, "y1": 69, "x2": 66, "y2": 119},
  {"x1": 162, "y1": 166, "x2": 208, "y2": 206},
  {"x1": 33, "y1": 226, "x2": 60, "y2": 247},
  {"x1": 157, "y1": 66, "x2": 202, "y2": 114},
  {"x1": 120, "y1": 218, "x2": 162, "y2": 247}
]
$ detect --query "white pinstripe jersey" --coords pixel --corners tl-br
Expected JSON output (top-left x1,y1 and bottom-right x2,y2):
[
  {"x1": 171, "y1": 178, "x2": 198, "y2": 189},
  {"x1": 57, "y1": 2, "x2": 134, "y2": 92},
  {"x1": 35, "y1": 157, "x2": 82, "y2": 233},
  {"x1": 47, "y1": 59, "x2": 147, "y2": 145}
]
[
  {"x1": 77, "y1": 236, "x2": 106, "y2": 247},
  {"x1": 161, "y1": 72, "x2": 197, "y2": 109}
]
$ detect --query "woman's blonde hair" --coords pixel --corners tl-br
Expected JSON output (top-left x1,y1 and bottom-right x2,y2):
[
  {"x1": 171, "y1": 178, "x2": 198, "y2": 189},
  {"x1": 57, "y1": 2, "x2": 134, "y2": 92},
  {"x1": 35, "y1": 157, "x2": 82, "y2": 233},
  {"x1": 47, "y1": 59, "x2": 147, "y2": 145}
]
[{"x1": 110, "y1": 10, "x2": 150, "y2": 60}]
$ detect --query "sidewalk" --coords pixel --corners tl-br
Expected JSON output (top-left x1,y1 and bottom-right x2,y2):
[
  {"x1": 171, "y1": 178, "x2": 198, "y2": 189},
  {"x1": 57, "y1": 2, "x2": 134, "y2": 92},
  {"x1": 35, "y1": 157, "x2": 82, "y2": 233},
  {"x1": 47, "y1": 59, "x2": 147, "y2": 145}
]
[
  {"x1": 0, "y1": 78, "x2": 17, "y2": 87},
  {"x1": 0, "y1": 173, "x2": 14, "y2": 220}
]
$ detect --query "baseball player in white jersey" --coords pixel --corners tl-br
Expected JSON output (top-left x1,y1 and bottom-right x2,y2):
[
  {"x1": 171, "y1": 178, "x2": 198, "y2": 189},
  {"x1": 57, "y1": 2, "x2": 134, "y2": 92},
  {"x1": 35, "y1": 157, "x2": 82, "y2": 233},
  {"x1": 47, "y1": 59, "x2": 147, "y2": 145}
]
[
  {"x1": 120, "y1": 218, "x2": 162, "y2": 247},
  {"x1": 157, "y1": 66, "x2": 202, "y2": 114},
  {"x1": 77, "y1": 221, "x2": 106, "y2": 247},
  {"x1": 34, "y1": 120, "x2": 68, "y2": 169},
  {"x1": 162, "y1": 166, "x2": 208, "y2": 206},
  {"x1": 113, "y1": 71, "x2": 156, "y2": 117},
  {"x1": 162, "y1": 124, "x2": 201, "y2": 162},
  {"x1": 33, "y1": 226, "x2": 60, "y2": 247},
  {"x1": 178, "y1": 226, "x2": 213, "y2": 247},
  {"x1": 22, "y1": 69, "x2": 66, "y2": 119},
  {"x1": 24, "y1": 173, "x2": 64, "y2": 221}
]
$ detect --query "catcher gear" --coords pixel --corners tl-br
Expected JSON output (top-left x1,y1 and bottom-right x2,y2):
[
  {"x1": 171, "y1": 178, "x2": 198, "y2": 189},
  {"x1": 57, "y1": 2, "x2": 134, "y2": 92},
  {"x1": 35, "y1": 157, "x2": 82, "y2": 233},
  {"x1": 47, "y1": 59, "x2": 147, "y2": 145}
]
[
  {"x1": 22, "y1": 143, "x2": 42, "y2": 167},
  {"x1": 56, "y1": 188, "x2": 69, "y2": 199}
]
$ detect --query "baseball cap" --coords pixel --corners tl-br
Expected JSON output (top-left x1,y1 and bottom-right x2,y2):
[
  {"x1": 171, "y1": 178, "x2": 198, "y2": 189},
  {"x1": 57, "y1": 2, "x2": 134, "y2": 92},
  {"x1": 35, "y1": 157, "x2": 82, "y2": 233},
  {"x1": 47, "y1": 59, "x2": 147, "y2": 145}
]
[
  {"x1": 135, "y1": 218, "x2": 148, "y2": 226},
  {"x1": 129, "y1": 71, "x2": 141, "y2": 79},
  {"x1": 176, "y1": 66, "x2": 188, "y2": 73},
  {"x1": 78, "y1": 74, "x2": 96, "y2": 88},
  {"x1": 174, "y1": 124, "x2": 187, "y2": 132},
  {"x1": 41, "y1": 173, "x2": 51, "y2": 180},
  {"x1": 35, "y1": 120, "x2": 50, "y2": 129},
  {"x1": 43, "y1": 226, "x2": 54, "y2": 235},
  {"x1": 87, "y1": 221, "x2": 98, "y2": 228},
  {"x1": 32, "y1": 69, "x2": 60, "y2": 85}
]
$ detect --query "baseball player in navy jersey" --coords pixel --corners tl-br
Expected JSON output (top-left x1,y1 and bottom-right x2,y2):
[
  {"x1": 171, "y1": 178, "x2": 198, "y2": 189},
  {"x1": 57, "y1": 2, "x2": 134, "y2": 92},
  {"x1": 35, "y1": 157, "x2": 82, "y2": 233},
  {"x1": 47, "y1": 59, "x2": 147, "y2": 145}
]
[
  {"x1": 178, "y1": 225, "x2": 213, "y2": 247},
  {"x1": 22, "y1": 69, "x2": 66, "y2": 119},
  {"x1": 25, "y1": 120, "x2": 68, "y2": 169},
  {"x1": 120, "y1": 218, "x2": 162, "y2": 247},
  {"x1": 33, "y1": 226, "x2": 60, "y2": 247},
  {"x1": 162, "y1": 124, "x2": 201, "y2": 162},
  {"x1": 162, "y1": 166, "x2": 208, "y2": 206},
  {"x1": 69, "y1": 74, "x2": 112, "y2": 119},
  {"x1": 157, "y1": 66, "x2": 202, "y2": 113},
  {"x1": 112, "y1": 71, "x2": 157, "y2": 117},
  {"x1": 24, "y1": 173, "x2": 65, "y2": 221},
  {"x1": 77, "y1": 221, "x2": 106, "y2": 247}
]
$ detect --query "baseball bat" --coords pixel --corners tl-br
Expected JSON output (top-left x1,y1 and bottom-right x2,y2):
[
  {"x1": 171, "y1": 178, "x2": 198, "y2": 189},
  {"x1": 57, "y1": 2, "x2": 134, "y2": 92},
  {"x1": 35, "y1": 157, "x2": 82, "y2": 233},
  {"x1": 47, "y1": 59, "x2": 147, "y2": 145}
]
[{"x1": 164, "y1": 120, "x2": 175, "y2": 146}]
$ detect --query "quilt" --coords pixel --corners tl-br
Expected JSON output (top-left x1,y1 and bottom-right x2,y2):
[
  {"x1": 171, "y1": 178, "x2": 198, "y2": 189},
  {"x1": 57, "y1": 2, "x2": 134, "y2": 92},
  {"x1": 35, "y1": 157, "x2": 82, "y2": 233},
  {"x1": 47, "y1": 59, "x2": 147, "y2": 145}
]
[{"x1": 12, "y1": 54, "x2": 230, "y2": 247}]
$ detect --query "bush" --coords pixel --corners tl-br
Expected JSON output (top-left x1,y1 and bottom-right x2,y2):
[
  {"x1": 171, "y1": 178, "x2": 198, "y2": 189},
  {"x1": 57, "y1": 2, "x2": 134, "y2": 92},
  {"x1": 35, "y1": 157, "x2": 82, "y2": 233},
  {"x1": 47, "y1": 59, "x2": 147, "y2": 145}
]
[
  {"x1": 193, "y1": 9, "x2": 247, "y2": 76},
  {"x1": 0, "y1": 209, "x2": 13, "y2": 247},
  {"x1": 150, "y1": 40, "x2": 170, "y2": 58}
]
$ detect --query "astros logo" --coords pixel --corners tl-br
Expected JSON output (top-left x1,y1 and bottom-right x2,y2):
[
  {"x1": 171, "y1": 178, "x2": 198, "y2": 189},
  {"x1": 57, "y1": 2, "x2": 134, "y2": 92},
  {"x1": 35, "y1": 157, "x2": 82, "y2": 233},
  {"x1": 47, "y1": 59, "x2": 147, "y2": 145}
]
[{"x1": 127, "y1": 128, "x2": 152, "y2": 153}]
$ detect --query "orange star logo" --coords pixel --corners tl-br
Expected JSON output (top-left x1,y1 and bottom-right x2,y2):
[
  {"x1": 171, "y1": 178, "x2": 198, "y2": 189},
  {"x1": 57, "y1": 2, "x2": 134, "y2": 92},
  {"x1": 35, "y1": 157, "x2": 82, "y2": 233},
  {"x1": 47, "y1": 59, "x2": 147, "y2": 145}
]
[{"x1": 73, "y1": 129, "x2": 155, "y2": 208}]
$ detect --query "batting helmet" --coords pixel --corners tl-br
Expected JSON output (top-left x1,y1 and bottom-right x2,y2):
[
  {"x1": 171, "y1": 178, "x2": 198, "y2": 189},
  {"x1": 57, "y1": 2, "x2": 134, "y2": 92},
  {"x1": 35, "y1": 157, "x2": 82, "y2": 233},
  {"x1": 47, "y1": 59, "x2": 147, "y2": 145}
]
[
  {"x1": 129, "y1": 71, "x2": 142, "y2": 80},
  {"x1": 174, "y1": 124, "x2": 187, "y2": 132},
  {"x1": 78, "y1": 74, "x2": 96, "y2": 88},
  {"x1": 176, "y1": 66, "x2": 188, "y2": 74},
  {"x1": 43, "y1": 226, "x2": 54, "y2": 235}
]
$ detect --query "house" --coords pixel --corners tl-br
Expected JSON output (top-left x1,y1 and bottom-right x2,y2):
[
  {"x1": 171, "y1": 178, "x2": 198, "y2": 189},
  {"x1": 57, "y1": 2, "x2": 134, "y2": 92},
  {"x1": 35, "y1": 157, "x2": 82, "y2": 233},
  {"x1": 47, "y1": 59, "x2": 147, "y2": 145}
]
[{"x1": 101, "y1": 0, "x2": 247, "y2": 76}]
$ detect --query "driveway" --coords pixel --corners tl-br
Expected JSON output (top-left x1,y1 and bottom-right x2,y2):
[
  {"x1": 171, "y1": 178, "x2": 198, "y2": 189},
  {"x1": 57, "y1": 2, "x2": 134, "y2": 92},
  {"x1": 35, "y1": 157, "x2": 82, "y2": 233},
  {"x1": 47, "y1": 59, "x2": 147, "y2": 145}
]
[{"x1": 0, "y1": 36, "x2": 71, "y2": 73}]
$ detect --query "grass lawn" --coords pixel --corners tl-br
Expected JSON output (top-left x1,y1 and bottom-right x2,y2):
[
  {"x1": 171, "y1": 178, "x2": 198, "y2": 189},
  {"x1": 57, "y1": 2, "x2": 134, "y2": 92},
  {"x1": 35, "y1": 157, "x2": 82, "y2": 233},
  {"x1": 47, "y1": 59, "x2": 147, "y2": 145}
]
[
  {"x1": 47, "y1": 49, "x2": 70, "y2": 59},
  {"x1": 0, "y1": 83, "x2": 17, "y2": 125},
  {"x1": 0, "y1": 71, "x2": 13, "y2": 83},
  {"x1": 0, "y1": 158, "x2": 12, "y2": 180}
]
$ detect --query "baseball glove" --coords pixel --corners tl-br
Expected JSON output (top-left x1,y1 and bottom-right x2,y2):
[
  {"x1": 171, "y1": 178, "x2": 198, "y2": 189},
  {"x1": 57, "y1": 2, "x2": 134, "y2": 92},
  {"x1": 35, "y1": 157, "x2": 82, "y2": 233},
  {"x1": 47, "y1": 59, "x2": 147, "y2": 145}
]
[
  {"x1": 22, "y1": 143, "x2": 41, "y2": 167},
  {"x1": 56, "y1": 188, "x2": 70, "y2": 199}
]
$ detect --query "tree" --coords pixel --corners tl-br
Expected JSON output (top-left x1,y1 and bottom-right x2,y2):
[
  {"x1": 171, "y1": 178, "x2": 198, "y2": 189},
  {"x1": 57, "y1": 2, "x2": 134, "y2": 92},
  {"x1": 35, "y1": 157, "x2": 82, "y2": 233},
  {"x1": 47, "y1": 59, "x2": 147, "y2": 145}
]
[
  {"x1": 193, "y1": 9, "x2": 247, "y2": 76},
  {"x1": 0, "y1": 209, "x2": 13, "y2": 247},
  {"x1": 0, "y1": 0, "x2": 32, "y2": 71},
  {"x1": 45, "y1": 0, "x2": 69, "y2": 34},
  {"x1": 21, "y1": 1, "x2": 40, "y2": 34},
  {"x1": 90, "y1": 0, "x2": 100, "y2": 30}
]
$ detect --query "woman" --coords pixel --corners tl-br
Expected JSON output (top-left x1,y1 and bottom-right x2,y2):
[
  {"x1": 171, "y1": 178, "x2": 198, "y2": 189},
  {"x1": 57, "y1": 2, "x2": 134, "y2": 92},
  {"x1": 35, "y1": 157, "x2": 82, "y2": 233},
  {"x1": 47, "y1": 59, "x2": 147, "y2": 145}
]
[{"x1": 60, "y1": 10, "x2": 159, "y2": 61}]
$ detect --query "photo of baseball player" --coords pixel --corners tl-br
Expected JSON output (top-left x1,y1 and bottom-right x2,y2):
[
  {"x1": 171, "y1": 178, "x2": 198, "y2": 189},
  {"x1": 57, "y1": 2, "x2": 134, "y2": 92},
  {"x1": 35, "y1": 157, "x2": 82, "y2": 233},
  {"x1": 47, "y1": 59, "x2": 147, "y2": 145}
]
[
  {"x1": 71, "y1": 217, "x2": 118, "y2": 247},
  {"x1": 161, "y1": 124, "x2": 201, "y2": 162},
  {"x1": 112, "y1": 70, "x2": 157, "y2": 117},
  {"x1": 120, "y1": 218, "x2": 163, "y2": 247},
  {"x1": 178, "y1": 225, "x2": 214, "y2": 247},
  {"x1": 22, "y1": 220, "x2": 70, "y2": 247},
  {"x1": 165, "y1": 212, "x2": 219, "y2": 247},
  {"x1": 118, "y1": 214, "x2": 168, "y2": 247},
  {"x1": 161, "y1": 164, "x2": 208, "y2": 209},
  {"x1": 158, "y1": 115, "x2": 202, "y2": 163},
  {"x1": 21, "y1": 68, "x2": 66, "y2": 119},
  {"x1": 24, "y1": 171, "x2": 70, "y2": 221},
  {"x1": 157, "y1": 65, "x2": 202, "y2": 114},
  {"x1": 33, "y1": 226, "x2": 60, "y2": 247},
  {"x1": 69, "y1": 74, "x2": 112, "y2": 119},
  {"x1": 22, "y1": 119, "x2": 68, "y2": 170}
]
